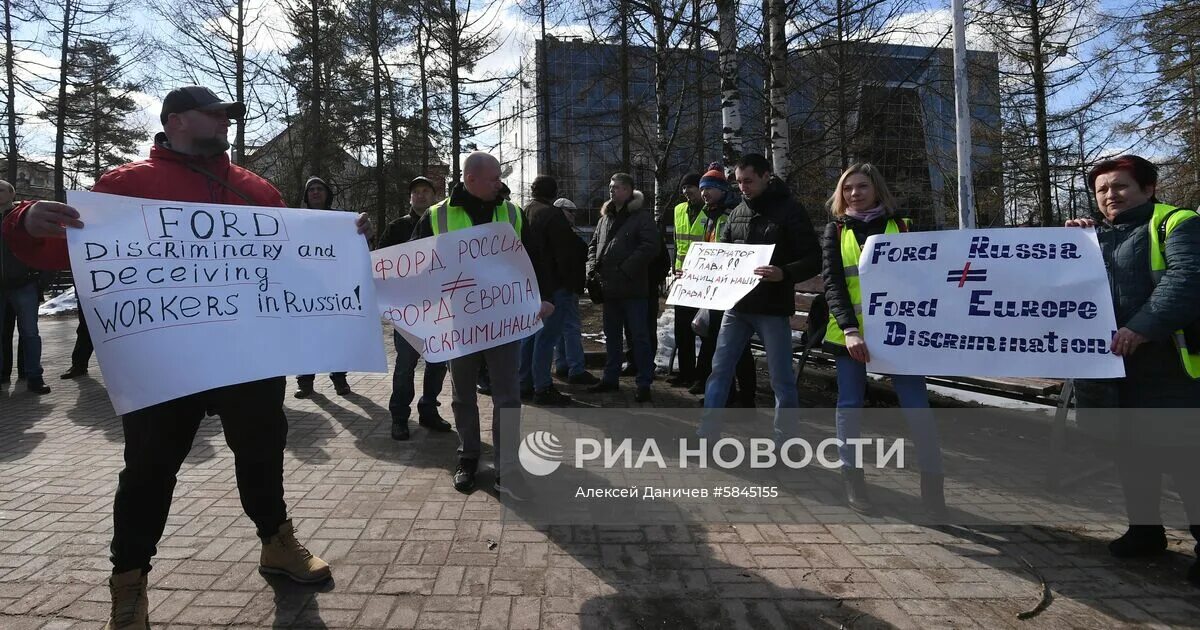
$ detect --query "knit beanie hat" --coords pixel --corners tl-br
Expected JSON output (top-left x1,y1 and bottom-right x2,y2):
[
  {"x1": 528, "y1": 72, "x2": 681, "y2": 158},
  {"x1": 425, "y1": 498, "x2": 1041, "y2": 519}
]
[
  {"x1": 303, "y1": 176, "x2": 334, "y2": 209},
  {"x1": 680, "y1": 172, "x2": 701, "y2": 189},
  {"x1": 531, "y1": 175, "x2": 558, "y2": 200},
  {"x1": 698, "y1": 163, "x2": 729, "y2": 192}
]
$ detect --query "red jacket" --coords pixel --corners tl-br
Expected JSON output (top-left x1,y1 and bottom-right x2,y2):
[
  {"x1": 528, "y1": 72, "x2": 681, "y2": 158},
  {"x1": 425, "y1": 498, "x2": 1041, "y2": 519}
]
[{"x1": 1, "y1": 134, "x2": 287, "y2": 271}]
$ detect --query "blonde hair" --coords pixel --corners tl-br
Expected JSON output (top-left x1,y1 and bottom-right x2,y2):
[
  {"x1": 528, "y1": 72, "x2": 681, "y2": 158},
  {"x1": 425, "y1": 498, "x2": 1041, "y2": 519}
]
[{"x1": 827, "y1": 163, "x2": 898, "y2": 217}]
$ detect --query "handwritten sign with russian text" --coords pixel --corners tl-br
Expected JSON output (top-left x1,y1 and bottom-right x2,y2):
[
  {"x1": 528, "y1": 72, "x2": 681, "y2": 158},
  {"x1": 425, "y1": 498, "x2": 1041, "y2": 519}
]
[
  {"x1": 66, "y1": 191, "x2": 388, "y2": 415},
  {"x1": 859, "y1": 227, "x2": 1124, "y2": 378},
  {"x1": 666, "y1": 242, "x2": 775, "y2": 310},
  {"x1": 372, "y1": 222, "x2": 544, "y2": 361}
]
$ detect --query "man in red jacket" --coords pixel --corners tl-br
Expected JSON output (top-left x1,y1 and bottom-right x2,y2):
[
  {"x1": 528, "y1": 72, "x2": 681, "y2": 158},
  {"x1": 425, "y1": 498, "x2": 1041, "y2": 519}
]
[{"x1": 3, "y1": 86, "x2": 373, "y2": 630}]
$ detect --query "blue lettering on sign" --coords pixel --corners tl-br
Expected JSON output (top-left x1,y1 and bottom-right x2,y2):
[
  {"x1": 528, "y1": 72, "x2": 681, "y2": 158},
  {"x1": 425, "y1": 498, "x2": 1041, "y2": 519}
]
[
  {"x1": 967, "y1": 236, "x2": 1080, "y2": 260},
  {"x1": 869, "y1": 241, "x2": 939, "y2": 265},
  {"x1": 966, "y1": 290, "x2": 1097, "y2": 319},
  {"x1": 881, "y1": 321, "x2": 1110, "y2": 354},
  {"x1": 866, "y1": 292, "x2": 938, "y2": 317}
]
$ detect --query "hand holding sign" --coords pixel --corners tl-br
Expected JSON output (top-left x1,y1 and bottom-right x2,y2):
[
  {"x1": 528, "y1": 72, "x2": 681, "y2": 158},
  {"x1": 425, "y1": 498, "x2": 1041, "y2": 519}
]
[
  {"x1": 23, "y1": 201, "x2": 85, "y2": 237},
  {"x1": 753, "y1": 265, "x2": 784, "y2": 282}
]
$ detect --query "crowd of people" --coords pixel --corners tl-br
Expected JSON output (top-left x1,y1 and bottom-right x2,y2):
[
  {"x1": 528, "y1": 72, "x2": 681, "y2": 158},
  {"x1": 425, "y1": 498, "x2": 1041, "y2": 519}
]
[{"x1": 1, "y1": 85, "x2": 1198, "y2": 629}]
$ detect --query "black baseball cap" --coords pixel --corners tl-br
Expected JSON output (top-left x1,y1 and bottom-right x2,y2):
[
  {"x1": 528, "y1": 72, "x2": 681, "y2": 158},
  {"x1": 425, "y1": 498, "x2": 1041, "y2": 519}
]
[
  {"x1": 408, "y1": 176, "x2": 436, "y2": 192},
  {"x1": 160, "y1": 86, "x2": 246, "y2": 125}
]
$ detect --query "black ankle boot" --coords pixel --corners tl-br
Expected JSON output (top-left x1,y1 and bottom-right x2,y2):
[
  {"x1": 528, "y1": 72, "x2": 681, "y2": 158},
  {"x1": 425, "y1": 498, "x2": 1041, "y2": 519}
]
[
  {"x1": 1108, "y1": 525, "x2": 1168, "y2": 558},
  {"x1": 921, "y1": 472, "x2": 947, "y2": 522},
  {"x1": 841, "y1": 468, "x2": 874, "y2": 515}
]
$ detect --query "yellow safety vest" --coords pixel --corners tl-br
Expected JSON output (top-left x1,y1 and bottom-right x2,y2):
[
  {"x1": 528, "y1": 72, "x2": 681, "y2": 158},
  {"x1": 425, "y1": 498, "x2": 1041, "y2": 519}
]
[
  {"x1": 1148, "y1": 202, "x2": 1200, "y2": 379},
  {"x1": 673, "y1": 202, "x2": 726, "y2": 270},
  {"x1": 428, "y1": 198, "x2": 522, "y2": 235},
  {"x1": 824, "y1": 218, "x2": 908, "y2": 347}
]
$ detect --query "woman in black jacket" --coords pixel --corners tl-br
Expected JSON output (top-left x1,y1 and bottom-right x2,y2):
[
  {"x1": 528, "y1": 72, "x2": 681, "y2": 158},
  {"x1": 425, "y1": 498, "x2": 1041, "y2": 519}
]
[
  {"x1": 821, "y1": 163, "x2": 943, "y2": 518},
  {"x1": 1066, "y1": 155, "x2": 1200, "y2": 586}
]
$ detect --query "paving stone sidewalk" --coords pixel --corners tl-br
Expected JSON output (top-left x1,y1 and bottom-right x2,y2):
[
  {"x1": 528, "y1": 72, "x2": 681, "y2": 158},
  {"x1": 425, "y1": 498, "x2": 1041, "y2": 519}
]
[{"x1": 0, "y1": 317, "x2": 1197, "y2": 629}]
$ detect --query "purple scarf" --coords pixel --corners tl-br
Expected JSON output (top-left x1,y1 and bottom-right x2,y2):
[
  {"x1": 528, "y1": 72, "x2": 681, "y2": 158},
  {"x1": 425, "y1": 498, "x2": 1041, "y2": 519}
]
[{"x1": 845, "y1": 205, "x2": 886, "y2": 223}]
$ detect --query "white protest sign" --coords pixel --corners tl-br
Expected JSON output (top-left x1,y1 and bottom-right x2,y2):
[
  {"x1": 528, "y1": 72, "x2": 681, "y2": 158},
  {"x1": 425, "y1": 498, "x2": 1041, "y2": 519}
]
[
  {"x1": 666, "y1": 241, "x2": 775, "y2": 310},
  {"x1": 858, "y1": 227, "x2": 1124, "y2": 378},
  {"x1": 66, "y1": 191, "x2": 388, "y2": 415},
  {"x1": 372, "y1": 221, "x2": 544, "y2": 362}
]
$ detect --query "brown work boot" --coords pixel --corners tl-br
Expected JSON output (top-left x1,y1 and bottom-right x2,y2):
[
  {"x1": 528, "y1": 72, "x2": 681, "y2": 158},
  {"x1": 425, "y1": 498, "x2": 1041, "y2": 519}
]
[
  {"x1": 259, "y1": 520, "x2": 331, "y2": 584},
  {"x1": 104, "y1": 568, "x2": 148, "y2": 630}
]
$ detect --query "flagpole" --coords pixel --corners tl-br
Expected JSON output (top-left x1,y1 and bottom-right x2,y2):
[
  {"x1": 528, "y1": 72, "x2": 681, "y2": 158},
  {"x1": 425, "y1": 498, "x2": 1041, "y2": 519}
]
[{"x1": 952, "y1": 0, "x2": 976, "y2": 229}]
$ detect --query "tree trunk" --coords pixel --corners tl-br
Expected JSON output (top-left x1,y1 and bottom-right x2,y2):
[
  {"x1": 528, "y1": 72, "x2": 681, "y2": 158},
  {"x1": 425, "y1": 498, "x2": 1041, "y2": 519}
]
[
  {"x1": 53, "y1": 0, "x2": 73, "y2": 201},
  {"x1": 1028, "y1": 0, "x2": 1052, "y2": 226},
  {"x1": 835, "y1": 0, "x2": 848, "y2": 169},
  {"x1": 767, "y1": 0, "x2": 789, "y2": 179},
  {"x1": 653, "y1": 6, "x2": 670, "y2": 217},
  {"x1": 92, "y1": 84, "x2": 100, "y2": 180},
  {"x1": 1189, "y1": 37, "x2": 1199, "y2": 197},
  {"x1": 417, "y1": 9, "x2": 430, "y2": 173},
  {"x1": 449, "y1": 0, "x2": 462, "y2": 185},
  {"x1": 309, "y1": 0, "x2": 324, "y2": 178},
  {"x1": 538, "y1": 0, "x2": 552, "y2": 175},
  {"x1": 387, "y1": 67, "x2": 405, "y2": 198},
  {"x1": 3, "y1": 0, "x2": 17, "y2": 183},
  {"x1": 370, "y1": 0, "x2": 387, "y2": 228},
  {"x1": 233, "y1": 0, "x2": 245, "y2": 164},
  {"x1": 618, "y1": 0, "x2": 631, "y2": 172},
  {"x1": 692, "y1": 0, "x2": 702, "y2": 166},
  {"x1": 716, "y1": 0, "x2": 742, "y2": 166},
  {"x1": 760, "y1": 0, "x2": 770, "y2": 160}
]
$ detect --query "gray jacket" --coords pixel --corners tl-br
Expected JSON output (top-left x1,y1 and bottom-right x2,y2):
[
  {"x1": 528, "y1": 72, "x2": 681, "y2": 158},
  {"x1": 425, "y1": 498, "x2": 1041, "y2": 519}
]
[
  {"x1": 1075, "y1": 200, "x2": 1200, "y2": 446},
  {"x1": 586, "y1": 191, "x2": 660, "y2": 300}
]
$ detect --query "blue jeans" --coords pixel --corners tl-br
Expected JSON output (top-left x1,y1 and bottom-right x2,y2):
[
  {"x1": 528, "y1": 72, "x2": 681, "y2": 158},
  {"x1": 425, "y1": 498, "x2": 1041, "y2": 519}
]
[
  {"x1": 602, "y1": 298, "x2": 653, "y2": 387},
  {"x1": 555, "y1": 294, "x2": 585, "y2": 376},
  {"x1": 389, "y1": 331, "x2": 448, "y2": 423},
  {"x1": 0, "y1": 283, "x2": 43, "y2": 383},
  {"x1": 702, "y1": 310, "x2": 798, "y2": 440},
  {"x1": 520, "y1": 288, "x2": 574, "y2": 391},
  {"x1": 834, "y1": 355, "x2": 942, "y2": 473}
]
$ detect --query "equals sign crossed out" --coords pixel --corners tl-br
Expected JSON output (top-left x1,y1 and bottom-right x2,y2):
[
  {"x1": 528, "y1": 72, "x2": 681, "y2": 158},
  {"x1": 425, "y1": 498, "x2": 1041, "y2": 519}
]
[{"x1": 946, "y1": 262, "x2": 988, "y2": 287}]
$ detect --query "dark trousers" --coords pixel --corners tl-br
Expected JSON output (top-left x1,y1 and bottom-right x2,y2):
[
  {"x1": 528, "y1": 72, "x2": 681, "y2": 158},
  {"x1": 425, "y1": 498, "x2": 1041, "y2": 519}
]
[
  {"x1": 698, "y1": 309, "x2": 756, "y2": 406},
  {"x1": 625, "y1": 293, "x2": 660, "y2": 367},
  {"x1": 1, "y1": 306, "x2": 24, "y2": 379},
  {"x1": 389, "y1": 331, "x2": 447, "y2": 423},
  {"x1": 674, "y1": 305, "x2": 699, "y2": 379},
  {"x1": 111, "y1": 377, "x2": 289, "y2": 573},
  {"x1": 606, "y1": 299, "x2": 654, "y2": 388},
  {"x1": 297, "y1": 372, "x2": 348, "y2": 388},
  {"x1": 1117, "y1": 445, "x2": 1200, "y2": 526},
  {"x1": 70, "y1": 307, "x2": 94, "y2": 370}
]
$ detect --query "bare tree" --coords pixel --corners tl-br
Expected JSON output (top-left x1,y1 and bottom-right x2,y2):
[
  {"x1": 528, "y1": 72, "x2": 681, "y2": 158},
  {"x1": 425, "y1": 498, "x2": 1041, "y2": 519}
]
[
  {"x1": 152, "y1": 0, "x2": 275, "y2": 164},
  {"x1": 29, "y1": 0, "x2": 143, "y2": 199},
  {"x1": 766, "y1": 0, "x2": 788, "y2": 178},
  {"x1": 977, "y1": 0, "x2": 1120, "y2": 226},
  {"x1": 716, "y1": 0, "x2": 742, "y2": 166},
  {"x1": 424, "y1": 0, "x2": 507, "y2": 184}
]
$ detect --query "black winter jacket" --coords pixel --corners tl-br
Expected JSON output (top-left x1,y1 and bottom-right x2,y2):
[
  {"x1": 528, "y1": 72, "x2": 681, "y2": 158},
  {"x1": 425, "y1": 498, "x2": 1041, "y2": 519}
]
[
  {"x1": 525, "y1": 197, "x2": 587, "y2": 295},
  {"x1": 587, "y1": 191, "x2": 660, "y2": 300},
  {"x1": 1075, "y1": 200, "x2": 1200, "y2": 445},
  {"x1": 820, "y1": 210, "x2": 912, "y2": 355},
  {"x1": 0, "y1": 204, "x2": 38, "y2": 289},
  {"x1": 719, "y1": 178, "x2": 821, "y2": 316},
  {"x1": 378, "y1": 210, "x2": 423, "y2": 248}
]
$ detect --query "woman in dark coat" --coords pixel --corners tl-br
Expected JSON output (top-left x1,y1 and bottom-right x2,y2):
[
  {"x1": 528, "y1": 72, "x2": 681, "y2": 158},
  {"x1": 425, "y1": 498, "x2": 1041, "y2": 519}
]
[
  {"x1": 821, "y1": 163, "x2": 943, "y2": 518},
  {"x1": 1066, "y1": 155, "x2": 1200, "y2": 586}
]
